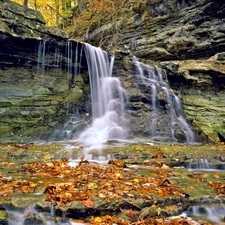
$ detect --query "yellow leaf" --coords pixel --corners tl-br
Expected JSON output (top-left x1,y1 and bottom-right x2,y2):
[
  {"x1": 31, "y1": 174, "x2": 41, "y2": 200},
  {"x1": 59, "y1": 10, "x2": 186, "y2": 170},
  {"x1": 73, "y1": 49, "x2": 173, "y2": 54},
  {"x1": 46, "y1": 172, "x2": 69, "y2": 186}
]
[
  {"x1": 211, "y1": 174, "x2": 220, "y2": 179},
  {"x1": 157, "y1": 207, "x2": 161, "y2": 215},
  {"x1": 162, "y1": 164, "x2": 170, "y2": 169},
  {"x1": 88, "y1": 182, "x2": 97, "y2": 189},
  {"x1": 99, "y1": 193, "x2": 106, "y2": 198}
]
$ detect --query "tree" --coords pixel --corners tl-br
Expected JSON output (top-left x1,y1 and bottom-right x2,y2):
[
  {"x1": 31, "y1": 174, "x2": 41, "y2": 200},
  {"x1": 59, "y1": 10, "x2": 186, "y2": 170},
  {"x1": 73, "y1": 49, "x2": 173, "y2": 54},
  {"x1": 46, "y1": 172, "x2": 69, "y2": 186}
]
[
  {"x1": 23, "y1": 0, "x2": 28, "y2": 6},
  {"x1": 12, "y1": 0, "x2": 77, "y2": 27},
  {"x1": 54, "y1": 0, "x2": 60, "y2": 27}
]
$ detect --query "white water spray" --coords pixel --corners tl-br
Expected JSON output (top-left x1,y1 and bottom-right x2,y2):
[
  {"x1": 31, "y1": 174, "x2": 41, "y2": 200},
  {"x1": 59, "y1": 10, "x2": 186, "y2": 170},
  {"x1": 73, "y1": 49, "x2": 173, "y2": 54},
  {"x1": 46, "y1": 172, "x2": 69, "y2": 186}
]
[
  {"x1": 6, "y1": 206, "x2": 81, "y2": 225},
  {"x1": 77, "y1": 43, "x2": 128, "y2": 151},
  {"x1": 133, "y1": 57, "x2": 195, "y2": 143},
  {"x1": 185, "y1": 204, "x2": 225, "y2": 224}
]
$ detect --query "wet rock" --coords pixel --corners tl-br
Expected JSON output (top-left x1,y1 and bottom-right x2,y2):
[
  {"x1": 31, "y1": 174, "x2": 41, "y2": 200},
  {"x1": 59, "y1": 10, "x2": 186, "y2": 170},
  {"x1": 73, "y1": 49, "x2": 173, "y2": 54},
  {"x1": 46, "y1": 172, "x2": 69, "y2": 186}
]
[
  {"x1": 1, "y1": 0, "x2": 225, "y2": 143},
  {"x1": 218, "y1": 132, "x2": 225, "y2": 142},
  {"x1": 23, "y1": 217, "x2": 44, "y2": 225},
  {"x1": 0, "y1": 210, "x2": 7, "y2": 225},
  {"x1": 160, "y1": 58, "x2": 225, "y2": 141},
  {"x1": 0, "y1": 0, "x2": 68, "y2": 39},
  {"x1": 79, "y1": 0, "x2": 225, "y2": 142},
  {"x1": 0, "y1": 1, "x2": 90, "y2": 142}
]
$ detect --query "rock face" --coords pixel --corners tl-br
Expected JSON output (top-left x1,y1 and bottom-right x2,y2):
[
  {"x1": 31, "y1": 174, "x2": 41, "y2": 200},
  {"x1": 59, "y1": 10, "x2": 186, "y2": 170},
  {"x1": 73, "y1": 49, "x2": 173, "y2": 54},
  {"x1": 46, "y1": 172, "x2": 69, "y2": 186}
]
[
  {"x1": 80, "y1": 0, "x2": 225, "y2": 142},
  {"x1": 0, "y1": 0, "x2": 90, "y2": 142},
  {"x1": 1, "y1": 0, "x2": 225, "y2": 143}
]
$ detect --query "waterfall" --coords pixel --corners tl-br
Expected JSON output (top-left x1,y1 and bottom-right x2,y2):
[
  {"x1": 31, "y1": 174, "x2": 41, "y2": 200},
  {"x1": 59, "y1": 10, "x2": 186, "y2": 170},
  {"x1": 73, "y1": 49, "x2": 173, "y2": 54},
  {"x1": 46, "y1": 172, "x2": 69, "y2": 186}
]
[
  {"x1": 132, "y1": 57, "x2": 195, "y2": 143},
  {"x1": 45, "y1": 40, "x2": 196, "y2": 146},
  {"x1": 5, "y1": 206, "x2": 74, "y2": 225},
  {"x1": 77, "y1": 43, "x2": 128, "y2": 150},
  {"x1": 187, "y1": 158, "x2": 225, "y2": 171},
  {"x1": 185, "y1": 204, "x2": 225, "y2": 224}
]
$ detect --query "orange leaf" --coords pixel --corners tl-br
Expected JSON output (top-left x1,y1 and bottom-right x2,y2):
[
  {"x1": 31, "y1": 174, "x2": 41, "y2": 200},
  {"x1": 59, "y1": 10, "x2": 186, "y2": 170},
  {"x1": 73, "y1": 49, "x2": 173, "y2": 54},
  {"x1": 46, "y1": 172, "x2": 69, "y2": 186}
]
[
  {"x1": 81, "y1": 198, "x2": 94, "y2": 208},
  {"x1": 211, "y1": 174, "x2": 220, "y2": 179}
]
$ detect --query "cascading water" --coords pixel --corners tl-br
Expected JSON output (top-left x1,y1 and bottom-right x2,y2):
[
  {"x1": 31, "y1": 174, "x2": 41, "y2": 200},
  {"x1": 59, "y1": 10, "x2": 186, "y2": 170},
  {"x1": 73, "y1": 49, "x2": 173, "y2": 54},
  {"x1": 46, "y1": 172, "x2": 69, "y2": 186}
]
[
  {"x1": 187, "y1": 158, "x2": 225, "y2": 171},
  {"x1": 5, "y1": 206, "x2": 77, "y2": 225},
  {"x1": 132, "y1": 57, "x2": 195, "y2": 143},
  {"x1": 46, "y1": 41, "x2": 128, "y2": 150},
  {"x1": 184, "y1": 204, "x2": 225, "y2": 224},
  {"x1": 44, "y1": 40, "x2": 197, "y2": 146},
  {"x1": 77, "y1": 43, "x2": 128, "y2": 150}
]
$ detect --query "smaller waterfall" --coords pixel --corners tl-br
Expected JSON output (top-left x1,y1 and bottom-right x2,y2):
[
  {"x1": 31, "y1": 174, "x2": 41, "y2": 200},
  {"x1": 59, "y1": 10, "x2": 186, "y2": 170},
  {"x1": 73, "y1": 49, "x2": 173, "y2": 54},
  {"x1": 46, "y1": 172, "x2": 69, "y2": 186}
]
[
  {"x1": 77, "y1": 43, "x2": 128, "y2": 150},
  {"x1": 5, "y1": 206, "x2": 76, "y2": 225},
  {"x1": 133, "y1": 57, "x2": 195, "y2": 143},
  {"x1": 6, "y1": 206, "x2": 51, "y2": 225},
  {"x1": 187, "y1": 158, "x2": 225, "y2": 171},
  {"x1": 185, "y1": 204, "x2": 225, "y2": 224}
]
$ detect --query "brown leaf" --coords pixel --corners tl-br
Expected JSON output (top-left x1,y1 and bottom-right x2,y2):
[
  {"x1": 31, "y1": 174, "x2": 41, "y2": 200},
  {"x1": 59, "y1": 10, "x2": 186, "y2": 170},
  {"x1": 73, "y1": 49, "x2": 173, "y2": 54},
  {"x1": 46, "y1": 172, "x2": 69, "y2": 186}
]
[{"x1": 81, "y1": 197, "x2": 94, "y2": 208}]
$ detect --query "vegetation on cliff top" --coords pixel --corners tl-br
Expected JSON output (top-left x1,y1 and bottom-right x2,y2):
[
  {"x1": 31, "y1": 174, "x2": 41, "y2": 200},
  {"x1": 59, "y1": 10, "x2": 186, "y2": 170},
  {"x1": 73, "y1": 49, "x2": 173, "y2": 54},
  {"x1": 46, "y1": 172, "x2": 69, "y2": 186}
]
[{"x1": 11, "y1": 0, "x2": 145, "y2": 37}]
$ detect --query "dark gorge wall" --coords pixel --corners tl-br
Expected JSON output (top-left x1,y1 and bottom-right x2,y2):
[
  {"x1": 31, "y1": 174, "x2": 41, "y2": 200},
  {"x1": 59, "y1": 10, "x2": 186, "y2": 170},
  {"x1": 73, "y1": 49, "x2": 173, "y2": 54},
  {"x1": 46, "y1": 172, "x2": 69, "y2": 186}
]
[
  {"x1": 0, "y1": 0, "x2": 90, "y2": 142},
  {"x1": 80, "y1": 0, "x2": 225, "y2": 142}
]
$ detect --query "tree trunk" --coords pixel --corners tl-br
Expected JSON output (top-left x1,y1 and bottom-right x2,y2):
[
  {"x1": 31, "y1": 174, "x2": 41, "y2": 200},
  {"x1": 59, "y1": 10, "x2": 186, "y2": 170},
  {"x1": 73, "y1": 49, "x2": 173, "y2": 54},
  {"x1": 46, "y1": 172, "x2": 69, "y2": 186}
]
[
  {"x1": 34, "y1": 0, "x2": 37, "y2": 10},
  {"x1": 23, "y1": 0, "x2": 28, "y2": 6},
  {"x1": 54, "y1": 0, "x2": 60, "y2": 27}
]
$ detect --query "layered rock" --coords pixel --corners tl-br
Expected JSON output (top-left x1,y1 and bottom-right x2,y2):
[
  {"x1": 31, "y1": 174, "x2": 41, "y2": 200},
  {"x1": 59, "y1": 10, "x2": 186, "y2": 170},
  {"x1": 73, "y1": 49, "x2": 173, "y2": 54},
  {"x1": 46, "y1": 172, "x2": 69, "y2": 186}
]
[
  {"x1": 162, "y1": 57, "x2": 225, "y2": 142},
  {"x1": 0, "y1": 0, "x2": 89, "y2": 142},
  {"x1": 80, "y1": 0, "x2": 225, "y2": 142},
  {"x1": 1, "y1": 0, "x2": 225, "y2": 143}
]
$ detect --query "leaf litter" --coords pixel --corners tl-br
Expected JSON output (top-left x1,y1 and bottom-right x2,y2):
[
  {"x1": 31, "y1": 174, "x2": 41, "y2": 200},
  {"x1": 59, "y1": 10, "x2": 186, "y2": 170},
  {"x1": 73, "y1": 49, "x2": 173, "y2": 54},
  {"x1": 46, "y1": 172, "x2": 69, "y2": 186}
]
[{"x1": 0, "y1": 143, "x2": 224, "y2": 224}]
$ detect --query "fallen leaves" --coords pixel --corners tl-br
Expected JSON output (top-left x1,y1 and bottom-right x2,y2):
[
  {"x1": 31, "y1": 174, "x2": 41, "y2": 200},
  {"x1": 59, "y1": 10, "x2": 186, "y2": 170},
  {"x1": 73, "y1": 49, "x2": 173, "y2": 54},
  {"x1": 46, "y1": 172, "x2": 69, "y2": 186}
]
[
  {"x1": 0, "y1": 143, "x2": 220, "y2": 225},
  {"x1": 0, "y1": 175, "x2": 39, "y2": 197},
  {"x1": 42, "y1": 160, "x2": 185, "y2": 207},
  {"x1": 81, "y1": 198, "x2": 95, "y2": 208},
  {"x1": 90, "y1": 215, "x2": 114, "y2": 225},
  {"x1": 89, "y1": 215, "x2": 211, "y2": 225},
  {"x1": 2, "y1": 158, "x2": 183, "y2": 207},
  {"x1": 209, "y1": 181, "x2": 225, "y2": 195}
]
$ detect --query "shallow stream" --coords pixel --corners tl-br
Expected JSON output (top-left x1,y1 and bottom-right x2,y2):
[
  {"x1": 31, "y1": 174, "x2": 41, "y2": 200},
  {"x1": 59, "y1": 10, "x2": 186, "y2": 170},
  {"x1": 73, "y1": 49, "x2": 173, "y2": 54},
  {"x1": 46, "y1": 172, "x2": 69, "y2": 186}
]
[{"x1": 0, "y1": 142, "x2": 225, "y2": 224}]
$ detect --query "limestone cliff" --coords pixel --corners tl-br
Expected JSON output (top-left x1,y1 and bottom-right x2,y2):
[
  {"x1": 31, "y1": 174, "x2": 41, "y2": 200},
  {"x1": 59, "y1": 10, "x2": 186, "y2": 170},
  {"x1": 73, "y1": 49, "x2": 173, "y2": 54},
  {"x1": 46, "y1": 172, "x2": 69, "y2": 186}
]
[
  {"x1": 1, "y1": 0, "x2": 225, "y2": 143},
  {"x1": 79, "y1": 0, "x2": 225, "y2": 142},
  {"x1": 0, "y1": 0, "x2": 89, "y2": 142}
]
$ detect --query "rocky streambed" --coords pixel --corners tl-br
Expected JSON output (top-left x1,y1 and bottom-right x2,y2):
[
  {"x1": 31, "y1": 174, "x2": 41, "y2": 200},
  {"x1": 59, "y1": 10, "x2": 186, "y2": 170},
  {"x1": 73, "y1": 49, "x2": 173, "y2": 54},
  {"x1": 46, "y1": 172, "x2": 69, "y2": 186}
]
[{"x1": 0, "y1": 142, "x2": 225, "y2": 224}]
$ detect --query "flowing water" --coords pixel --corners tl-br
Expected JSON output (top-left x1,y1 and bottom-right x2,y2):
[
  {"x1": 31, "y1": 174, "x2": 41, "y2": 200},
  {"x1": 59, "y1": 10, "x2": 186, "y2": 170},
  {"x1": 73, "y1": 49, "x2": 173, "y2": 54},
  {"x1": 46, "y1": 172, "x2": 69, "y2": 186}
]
[
  {"x1": 77, "y1": 43, "x2": 128, "y2": 151},
  {"x1": 38, "y1": 41, "x2": 197, "y2": 153},
  {"x1": 0, "y1": 39, "x2": 222, "y2": 225},
  {"x1": 183, "y1": 204, "x2": 225, "y2": 224},
  {"x1": 132, "y1": 57, "x2": 195, "y2": 143},
  {"x1": 187, "y1": 159, "x2": 225, "y2": 171},
  {"x1": 5, "y1": 206, "x2": 80, "y2": 225}
]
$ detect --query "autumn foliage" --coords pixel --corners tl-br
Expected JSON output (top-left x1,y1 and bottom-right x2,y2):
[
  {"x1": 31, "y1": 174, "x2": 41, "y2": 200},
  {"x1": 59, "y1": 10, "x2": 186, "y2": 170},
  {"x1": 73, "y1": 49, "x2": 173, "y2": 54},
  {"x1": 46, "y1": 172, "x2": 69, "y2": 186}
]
[
  {"x1": 0, "y1": 157, "x2": 210, "y2": 224},
  {"x1": 11, "y1": 0, "x2": 76, "y2": 27},
  {"x1": 72, "y1": 0, "x2": 128, "y2": 37},
  {"x1": 0, "y1": 143, "x2": 219, "y2": 225},
  {"x1": 11, "y1": 0, "x2": 146, "y2": 38},
  {"x1": 18, "y1": 158, "x2": 184, "y2": 206}
]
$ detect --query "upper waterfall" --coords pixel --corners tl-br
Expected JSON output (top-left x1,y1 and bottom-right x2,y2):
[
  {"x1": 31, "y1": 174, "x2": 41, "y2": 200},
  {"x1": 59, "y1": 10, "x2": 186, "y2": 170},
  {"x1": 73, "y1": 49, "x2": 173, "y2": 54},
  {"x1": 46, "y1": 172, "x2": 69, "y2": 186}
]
[{"x1": 77, "y1": 43, "x2": 128, "y2": 150}]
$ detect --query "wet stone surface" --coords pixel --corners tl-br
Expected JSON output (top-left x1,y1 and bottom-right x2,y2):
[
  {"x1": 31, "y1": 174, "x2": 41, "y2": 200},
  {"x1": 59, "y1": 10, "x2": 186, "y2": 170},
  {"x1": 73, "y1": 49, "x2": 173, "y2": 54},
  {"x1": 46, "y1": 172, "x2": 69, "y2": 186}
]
[{"x1": 0, "y1": 142, "x2": 225, "y2": 224}]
